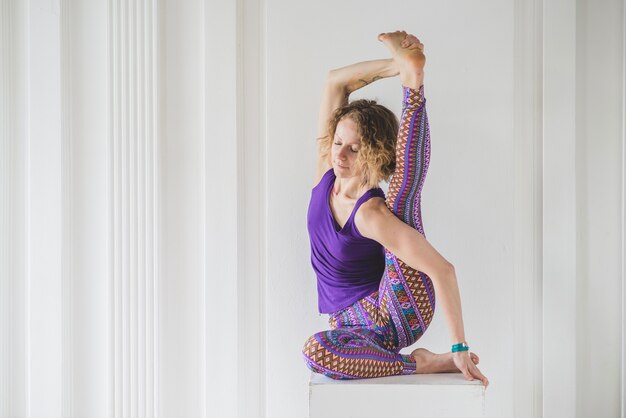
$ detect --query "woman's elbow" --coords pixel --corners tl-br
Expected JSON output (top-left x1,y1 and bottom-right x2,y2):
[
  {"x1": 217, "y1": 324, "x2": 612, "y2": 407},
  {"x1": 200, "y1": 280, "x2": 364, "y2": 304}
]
[
  {"x1": 326, "y1": 69, "x2": 349, "y2": 90},
  {"x1": 435, "y1": 262, "x2": 456, "y2": 281},
  {"x1": 326, "y1": 69, "x2": 339, "y2": 84}
]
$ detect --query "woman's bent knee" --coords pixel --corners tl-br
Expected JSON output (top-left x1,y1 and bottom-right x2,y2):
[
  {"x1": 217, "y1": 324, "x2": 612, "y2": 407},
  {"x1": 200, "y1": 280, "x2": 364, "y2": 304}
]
[{"x1": 302, "y1": 333, "x2": 324, "y2": 371}]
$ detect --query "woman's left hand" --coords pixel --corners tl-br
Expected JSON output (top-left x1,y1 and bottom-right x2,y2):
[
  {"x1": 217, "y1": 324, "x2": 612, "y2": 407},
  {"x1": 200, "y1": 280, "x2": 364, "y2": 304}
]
[{"x1": 452, "y1": 350, "x2": 490, "y2": 388}]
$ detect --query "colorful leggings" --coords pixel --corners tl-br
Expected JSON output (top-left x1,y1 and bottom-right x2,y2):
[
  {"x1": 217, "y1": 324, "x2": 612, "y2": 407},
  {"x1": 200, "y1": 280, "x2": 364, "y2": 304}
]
[{"x1": 302, "y1": 84, "x2": 435, "y2": 379}]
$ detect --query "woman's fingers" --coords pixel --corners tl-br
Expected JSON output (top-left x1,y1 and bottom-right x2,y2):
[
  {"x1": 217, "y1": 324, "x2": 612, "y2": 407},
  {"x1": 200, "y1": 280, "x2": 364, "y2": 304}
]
[
  {"x1": 453, "y1": 351, "x2": 488, "y2": 387},
  {"x1": 469, "y1": 364, "x2": 489, "y2": 388},
  {"x1": 401, "y1": 34, "x2": 424, "y2": 51},
  {"x1": 458, "y1": 355, "x2": 489, "y2": 388},
  {"x1": 403, "y1": 34, "x2": 419, "y2": 43},
  {"x1": 401, "y1": 35, "x2": 416, "y2": 46}
]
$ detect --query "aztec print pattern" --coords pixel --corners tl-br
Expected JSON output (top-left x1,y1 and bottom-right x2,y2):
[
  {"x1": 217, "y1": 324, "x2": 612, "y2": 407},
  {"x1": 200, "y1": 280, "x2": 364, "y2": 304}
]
[{"x1": 302, "y1": 84, "x2": 436, "y2": 379}]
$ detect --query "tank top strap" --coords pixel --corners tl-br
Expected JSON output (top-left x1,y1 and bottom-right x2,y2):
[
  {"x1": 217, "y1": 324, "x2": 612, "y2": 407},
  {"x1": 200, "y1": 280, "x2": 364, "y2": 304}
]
[
  {"x1": 313, "y1": 168, "x2": 335, "y2": 191},
  {"x1": 355, "y1": 187, "x2": 385, "y2": 209},
  {"x1": 343, "y1": 187, "x2": 385, "y2": 239}
]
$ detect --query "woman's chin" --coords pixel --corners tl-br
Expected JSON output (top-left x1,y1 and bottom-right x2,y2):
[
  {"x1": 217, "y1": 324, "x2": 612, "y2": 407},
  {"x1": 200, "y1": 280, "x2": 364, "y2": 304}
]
[{"x1": 333, "y1": 168, "x2": 350, "y2": 177}]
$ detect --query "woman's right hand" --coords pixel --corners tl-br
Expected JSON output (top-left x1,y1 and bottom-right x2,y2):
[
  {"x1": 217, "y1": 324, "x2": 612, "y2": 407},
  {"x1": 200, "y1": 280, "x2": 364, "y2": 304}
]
[
  {"x1": 401, "y1": 33, "x2": 425, "y2": 52},
  {"x1": 453, "y1": 350, "x2": 489, "y2": 388}
]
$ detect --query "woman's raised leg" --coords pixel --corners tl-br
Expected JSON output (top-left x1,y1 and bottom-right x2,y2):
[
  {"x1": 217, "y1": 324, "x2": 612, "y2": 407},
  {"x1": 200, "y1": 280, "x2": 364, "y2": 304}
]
[{"x1": 376, "y1": 31, "x2": 436, "y2": 350}]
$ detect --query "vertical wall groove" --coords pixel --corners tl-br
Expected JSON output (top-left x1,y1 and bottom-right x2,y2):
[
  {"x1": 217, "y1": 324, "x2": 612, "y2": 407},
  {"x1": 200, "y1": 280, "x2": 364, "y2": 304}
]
[
  {"x1": 9, "y1": 0, "x2": 13, "y2": 404},
  {"x1": 22, "y1": 0, "x2": 31, "y2": 414},
  {"x1": 60, "y1": 0, "x2": 74, "y2": 416},
  {"x1": 150, "y1": 0, "x2": 158, "y2": 414},
  {"x1": 2, "y1": 0, "x2": 7, "y2": 412},
  {"x1": 534, "y1": 3, "x2": 544, "y2": 417},
  {"x1": 622, "y1": 0, "x2": 626, "y2": 415},
  {"x1": 108, "y1": 0, "x2": 115, "y2": 413},
  {"x1": 574, "y1": 1, "x2": 587, "y2": 415},
  {"x1": 110, "y1": 0, "x2": 158, "y2": 416}
]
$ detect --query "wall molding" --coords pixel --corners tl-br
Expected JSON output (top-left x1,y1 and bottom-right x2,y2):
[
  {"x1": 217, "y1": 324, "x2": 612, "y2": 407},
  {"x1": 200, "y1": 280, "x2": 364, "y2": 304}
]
[
  {"x1": 513, "y1": 0, "x2": 543, "y2": 417},
  {"x1": 109, "y1": 0, "x2": 159, "y2": 415}
]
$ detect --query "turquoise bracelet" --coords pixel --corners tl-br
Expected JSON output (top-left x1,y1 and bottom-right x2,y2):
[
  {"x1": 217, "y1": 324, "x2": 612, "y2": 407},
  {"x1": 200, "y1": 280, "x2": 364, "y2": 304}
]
[{"x1": 451, "y1": 342, "x2": 469, "y2": 352}]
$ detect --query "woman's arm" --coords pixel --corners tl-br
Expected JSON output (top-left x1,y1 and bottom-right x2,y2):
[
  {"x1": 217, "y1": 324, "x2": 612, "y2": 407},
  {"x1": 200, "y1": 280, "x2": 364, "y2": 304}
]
[
  {"x1": 355, "y1": 199, "x2": 467, "y2": 344},
  {"x1": 329, "y1": 58, "x2": 399, "y2": 95},
  {"x1": 315, "y1": 59, "x2": 399, "y2": 185}
]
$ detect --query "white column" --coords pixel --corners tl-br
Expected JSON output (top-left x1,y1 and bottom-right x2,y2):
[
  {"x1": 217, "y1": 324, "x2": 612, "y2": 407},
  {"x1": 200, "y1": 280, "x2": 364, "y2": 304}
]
[
  {"x1": 0, "y1": 1, "x2": 28, "y2": 416},
  {"x1": 543, "y1": 0, "x2": 577, "y2": 416},
  {"x1": 159, "y1": 0, "x2": 205, "y2": 415},
  {"x1": 27, "y1": 0, "x2": 65, "y2": 415},
  {"x1": 204, "y1": 0, "x2": 239, "y2": 416},
  {"x1": 66, "y1": 0, "x2": 110, "y2": 415},
  {"x1": 110, "y1": 0, "x2": 159, "y2": 416},
  {"x1": 513, "y1": 0, "x2": 543, "y2": 417},
  {"x1": 204, "y1": 0, "x2": 267, "y2": 416},
  {"x1": 239, "y1": 0, "x2": 267, "y2": 416}
]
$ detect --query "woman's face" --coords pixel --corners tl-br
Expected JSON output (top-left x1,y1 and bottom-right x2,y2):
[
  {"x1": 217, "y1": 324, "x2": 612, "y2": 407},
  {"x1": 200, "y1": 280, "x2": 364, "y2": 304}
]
[{"x1": 331, "y1": 117, "x2": 361, "y2": 178}]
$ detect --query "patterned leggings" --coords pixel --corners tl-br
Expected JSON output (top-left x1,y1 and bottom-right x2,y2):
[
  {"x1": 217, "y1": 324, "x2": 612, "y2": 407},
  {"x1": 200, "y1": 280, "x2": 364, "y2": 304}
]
[{"x1": 302, "y1": 84, "x2": 435, "y2": 379}]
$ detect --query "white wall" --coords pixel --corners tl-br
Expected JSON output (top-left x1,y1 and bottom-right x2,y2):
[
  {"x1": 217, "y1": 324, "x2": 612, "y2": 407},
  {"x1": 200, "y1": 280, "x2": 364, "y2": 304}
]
[
  {"x1": 265, "y1": 0, "x2": 517, "y2": 416},
  {"x1": 0, "y1": 0, "x2": 624, "y2": 417}
]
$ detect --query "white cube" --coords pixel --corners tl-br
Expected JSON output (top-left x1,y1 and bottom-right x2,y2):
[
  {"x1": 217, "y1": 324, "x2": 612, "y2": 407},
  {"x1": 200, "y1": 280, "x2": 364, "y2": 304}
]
[{"x1": 309, "y1": 372, "x2": 486, "y2": 418}]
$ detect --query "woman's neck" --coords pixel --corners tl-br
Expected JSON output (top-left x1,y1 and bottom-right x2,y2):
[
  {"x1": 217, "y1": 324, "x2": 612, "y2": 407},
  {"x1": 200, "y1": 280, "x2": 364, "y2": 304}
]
[{"x1": 332, "y1": 176, "x2": 367, "y2": 200}]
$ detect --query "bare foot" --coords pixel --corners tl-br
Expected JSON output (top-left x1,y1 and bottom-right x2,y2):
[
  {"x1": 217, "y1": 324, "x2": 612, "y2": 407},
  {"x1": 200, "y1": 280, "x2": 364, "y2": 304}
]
[
  {"x1": 411, "y1": 347, "x2": 479, "y2": 374},
  {"x1": 378, "y1": 30, "x2": 426, "y2": 89}
]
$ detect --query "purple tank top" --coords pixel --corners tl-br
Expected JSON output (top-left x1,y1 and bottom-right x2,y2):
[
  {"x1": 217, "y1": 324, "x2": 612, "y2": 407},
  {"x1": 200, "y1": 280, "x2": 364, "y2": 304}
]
[{"x1": 307, "y1": 168, "x2": 386, "y2": 314}]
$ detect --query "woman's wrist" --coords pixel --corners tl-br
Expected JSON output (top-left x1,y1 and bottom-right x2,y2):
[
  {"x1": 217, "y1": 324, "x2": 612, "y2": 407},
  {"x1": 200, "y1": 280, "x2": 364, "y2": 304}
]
[
  {"x1": 451, "y1": 341, "x2": 469, "y2": 353},
  {"x1": 383, "y1": 57, "x2": 400, "y2": 78}
]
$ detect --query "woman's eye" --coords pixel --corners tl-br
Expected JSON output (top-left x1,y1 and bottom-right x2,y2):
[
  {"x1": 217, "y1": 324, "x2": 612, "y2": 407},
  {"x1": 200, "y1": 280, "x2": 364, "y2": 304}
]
[{"x1": 351, "y1": 149, "x2": 359, "y2": 153}]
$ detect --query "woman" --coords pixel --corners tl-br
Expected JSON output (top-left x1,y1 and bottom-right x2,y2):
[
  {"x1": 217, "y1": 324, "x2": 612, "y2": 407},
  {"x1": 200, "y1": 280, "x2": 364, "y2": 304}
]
[{"x1": 302, "y1": 30, "x2": 489, "y2": 387}]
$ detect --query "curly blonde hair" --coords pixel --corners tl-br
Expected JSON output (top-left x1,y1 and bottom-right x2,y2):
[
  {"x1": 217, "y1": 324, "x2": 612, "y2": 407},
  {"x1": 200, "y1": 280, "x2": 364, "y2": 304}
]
[{"x1": 319, "y1": 99, "x2": 398, "y2": 189}]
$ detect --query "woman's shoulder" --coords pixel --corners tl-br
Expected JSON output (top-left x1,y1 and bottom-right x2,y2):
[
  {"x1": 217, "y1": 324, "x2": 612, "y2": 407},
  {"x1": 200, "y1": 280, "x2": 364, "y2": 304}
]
[
  {"x1": 353, "y1": 195, "x2": 387, "y2": 241},
  {"x1": 312, "y1": 167, "x2": 334, "y2": 190},
  {"x1": 356, "y1": 194, "x2": 386, "y2": 213}
]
